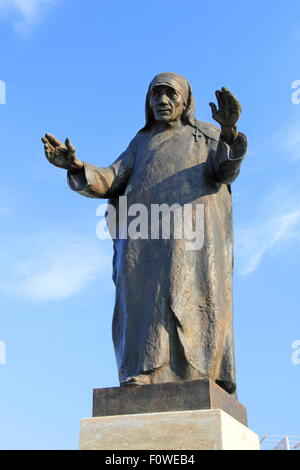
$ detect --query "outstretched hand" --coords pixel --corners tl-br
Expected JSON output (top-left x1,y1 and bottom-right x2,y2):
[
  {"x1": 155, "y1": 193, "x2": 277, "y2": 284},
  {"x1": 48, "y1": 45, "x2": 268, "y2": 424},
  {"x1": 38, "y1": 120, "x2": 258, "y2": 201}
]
[
  {"x1": 41, "y1": 134, "x2": 83, "y2": 171},
  {"x1": 209, "y1": 87, "x2": 242, "y2": 143}
]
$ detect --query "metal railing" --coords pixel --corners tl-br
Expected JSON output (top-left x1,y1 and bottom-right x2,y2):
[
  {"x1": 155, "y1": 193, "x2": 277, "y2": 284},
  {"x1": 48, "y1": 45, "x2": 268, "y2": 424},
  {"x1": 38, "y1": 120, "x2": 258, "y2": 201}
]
[{"x1": 260, "y1": 435, "x2": 300, "y2": 450}]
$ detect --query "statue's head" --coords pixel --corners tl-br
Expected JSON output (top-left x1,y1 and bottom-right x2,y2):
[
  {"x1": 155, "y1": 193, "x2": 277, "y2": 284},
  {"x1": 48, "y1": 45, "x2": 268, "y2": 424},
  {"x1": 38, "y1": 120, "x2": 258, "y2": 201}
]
[{"x1": 141, "y1": 73, "x2": 195, "y2": 131}]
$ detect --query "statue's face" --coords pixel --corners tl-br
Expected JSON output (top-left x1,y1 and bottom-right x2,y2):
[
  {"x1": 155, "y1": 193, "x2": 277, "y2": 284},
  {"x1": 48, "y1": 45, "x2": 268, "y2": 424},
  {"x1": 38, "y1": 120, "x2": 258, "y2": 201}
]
[{"x1": 149, "y1": 85, "x2": 185, "y2": 124}]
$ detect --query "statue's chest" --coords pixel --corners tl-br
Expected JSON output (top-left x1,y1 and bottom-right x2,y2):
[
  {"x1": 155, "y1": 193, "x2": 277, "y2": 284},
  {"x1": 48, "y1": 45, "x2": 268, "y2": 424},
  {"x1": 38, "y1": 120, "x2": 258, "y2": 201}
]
[
  {"x1": 132, "y1": 132, "x2": 207, "y2": 184},
  {"x1": 124, "y1": 133, "x2": 209, "y2": 203}
]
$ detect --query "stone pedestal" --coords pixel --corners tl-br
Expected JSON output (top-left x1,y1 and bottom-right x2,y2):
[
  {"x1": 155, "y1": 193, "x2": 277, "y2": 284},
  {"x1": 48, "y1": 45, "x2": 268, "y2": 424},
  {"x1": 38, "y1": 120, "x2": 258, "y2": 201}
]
[
  {"x1": 79, "y1": 380, "x2": 259, "y2": 450},
  {"x1": 79, "y1": 409, "x2": 260, "y2": 450}
]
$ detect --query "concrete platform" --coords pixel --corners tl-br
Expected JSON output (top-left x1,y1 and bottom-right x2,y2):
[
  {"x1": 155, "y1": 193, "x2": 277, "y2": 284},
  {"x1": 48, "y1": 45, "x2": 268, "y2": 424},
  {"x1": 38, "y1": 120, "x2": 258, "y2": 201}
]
[{"x1": 79, "y1": 408, "x2": 260, "y2": 450}]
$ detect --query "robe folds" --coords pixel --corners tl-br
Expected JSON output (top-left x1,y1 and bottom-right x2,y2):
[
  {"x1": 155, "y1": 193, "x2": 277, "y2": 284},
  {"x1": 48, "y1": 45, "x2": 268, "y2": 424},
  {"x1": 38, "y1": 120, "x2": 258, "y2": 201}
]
[{"x1": 68, "y1": 121, "x2": 247, "y2": 394}]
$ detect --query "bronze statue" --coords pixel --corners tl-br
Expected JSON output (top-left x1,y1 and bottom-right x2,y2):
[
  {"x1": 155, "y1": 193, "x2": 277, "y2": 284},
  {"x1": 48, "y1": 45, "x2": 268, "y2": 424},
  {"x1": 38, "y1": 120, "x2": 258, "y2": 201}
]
[{"x1": 42, "y1": 73, "x2": 247, "y2": 394}]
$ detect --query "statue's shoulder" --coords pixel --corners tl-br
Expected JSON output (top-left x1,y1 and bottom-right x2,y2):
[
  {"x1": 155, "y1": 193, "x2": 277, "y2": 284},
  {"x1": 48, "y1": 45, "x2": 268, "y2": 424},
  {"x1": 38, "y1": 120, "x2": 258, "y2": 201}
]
[{"x1": 195, "y1": 120, "x2": 221, "y2": 141}]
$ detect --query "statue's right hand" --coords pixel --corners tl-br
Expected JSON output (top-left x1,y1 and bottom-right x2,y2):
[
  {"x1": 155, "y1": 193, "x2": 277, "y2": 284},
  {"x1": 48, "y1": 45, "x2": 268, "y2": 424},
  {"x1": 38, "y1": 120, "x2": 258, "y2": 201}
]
[{"x1": 41, "y1": 133, "x2": 84, "y2": 171}]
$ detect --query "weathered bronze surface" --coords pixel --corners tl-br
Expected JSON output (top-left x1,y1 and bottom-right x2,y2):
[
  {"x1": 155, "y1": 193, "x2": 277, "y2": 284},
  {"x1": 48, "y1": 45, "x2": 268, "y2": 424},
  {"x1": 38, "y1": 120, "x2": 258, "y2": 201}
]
[
  {"x1": 93, "y1": 379, "x2": 248, "y2": 426},
  {"x1": 42, "y1": 73, "x2": 247, "y2": 395}
]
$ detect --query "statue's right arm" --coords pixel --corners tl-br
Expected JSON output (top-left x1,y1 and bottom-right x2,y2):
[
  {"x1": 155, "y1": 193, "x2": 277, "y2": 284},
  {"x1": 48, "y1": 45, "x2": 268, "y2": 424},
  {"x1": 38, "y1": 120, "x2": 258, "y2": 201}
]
[
  {"x1": 67, "y1": 152, "x2": 133, "y2": 199},
  {"x1": 68, "y1": 140, "x2": 136, "y2": 199},
  {"x1": 42, "y1": 133, "x2": 136, "y2": 199}
]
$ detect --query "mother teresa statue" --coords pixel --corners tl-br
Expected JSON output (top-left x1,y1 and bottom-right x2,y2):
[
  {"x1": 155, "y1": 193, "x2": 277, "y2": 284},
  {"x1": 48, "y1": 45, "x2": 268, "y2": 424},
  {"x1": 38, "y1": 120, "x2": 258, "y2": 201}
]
[{"x1": 42, "y1": 73, "x2": 247, "y2": 395}]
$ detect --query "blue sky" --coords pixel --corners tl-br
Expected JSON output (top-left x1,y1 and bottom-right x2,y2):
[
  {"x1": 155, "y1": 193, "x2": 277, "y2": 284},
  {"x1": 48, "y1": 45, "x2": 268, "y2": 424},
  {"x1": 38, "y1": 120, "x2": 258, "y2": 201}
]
[{"x1": 0, "y1": 0, "x2": 300, "y2": 450}]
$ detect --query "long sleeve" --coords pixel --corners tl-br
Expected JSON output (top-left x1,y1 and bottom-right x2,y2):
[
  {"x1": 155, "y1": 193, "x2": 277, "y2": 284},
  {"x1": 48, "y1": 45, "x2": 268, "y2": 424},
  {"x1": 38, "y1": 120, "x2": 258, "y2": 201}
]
[
  {"x1": 67, "y1": 138, "x2": 136, "y2": 199},
  {"x1": 207, "y1": 132, "x2": 247, "y2": 185}
]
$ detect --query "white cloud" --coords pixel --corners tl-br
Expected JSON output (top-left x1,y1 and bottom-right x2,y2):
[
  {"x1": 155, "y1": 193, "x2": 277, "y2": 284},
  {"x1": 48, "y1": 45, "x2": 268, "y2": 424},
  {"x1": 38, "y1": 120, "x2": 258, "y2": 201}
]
[
  {"x1": 291, "y1": 27, "x2": 300, "y2": 44},
  {"x1": 236, "y1": 209, "x2": 300, "y2": 275},
  {"x1": 235, "y1": 181, "x2": 300, "y2": 275},
  {"x1": 274, "y1": 120, "x2": 300, "y2": 161},
  {"x1": 284, "y1": 122, "x2": 300, "y2": 161},
  {"x1": 0, "y1": 0, "x2": 57, "y2": 33},
  {"x1": 235, "y1": 120, "x2": 300, "y2": 275},
  {"x1": 0, "y1": 234, "x2": 112, "y2": 302}
]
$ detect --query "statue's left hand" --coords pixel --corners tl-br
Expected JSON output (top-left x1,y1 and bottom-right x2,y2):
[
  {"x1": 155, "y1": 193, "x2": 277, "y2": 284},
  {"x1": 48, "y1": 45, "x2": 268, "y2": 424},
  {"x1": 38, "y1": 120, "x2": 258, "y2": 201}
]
[{"x1": 209, "y1": 87, "x2": 242, "y2": 143}]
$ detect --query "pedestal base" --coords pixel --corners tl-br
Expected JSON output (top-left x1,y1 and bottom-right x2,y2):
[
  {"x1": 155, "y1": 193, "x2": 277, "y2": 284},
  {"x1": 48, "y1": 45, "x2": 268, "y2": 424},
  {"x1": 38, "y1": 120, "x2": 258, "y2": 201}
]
[{"x1": 79, "y1": 409, "x2": 260, "y2": 450}]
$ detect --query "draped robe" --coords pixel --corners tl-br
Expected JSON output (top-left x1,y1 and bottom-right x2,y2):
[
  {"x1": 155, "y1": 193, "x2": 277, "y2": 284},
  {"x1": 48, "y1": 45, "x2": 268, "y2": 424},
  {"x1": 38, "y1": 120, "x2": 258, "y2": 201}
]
[{"x1": 68, "y1": 120, "x2": 247, "y2": 394}]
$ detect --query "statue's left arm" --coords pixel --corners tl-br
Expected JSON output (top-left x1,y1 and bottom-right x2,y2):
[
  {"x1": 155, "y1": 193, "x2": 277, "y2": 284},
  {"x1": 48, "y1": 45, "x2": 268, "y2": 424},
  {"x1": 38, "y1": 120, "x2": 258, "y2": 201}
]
[
  {"x1": 208, "y1": 87, "x2": 247, "y2": 184},
  {"x1": 210, "y1": 132, "x2": 247, "y2": 184}
]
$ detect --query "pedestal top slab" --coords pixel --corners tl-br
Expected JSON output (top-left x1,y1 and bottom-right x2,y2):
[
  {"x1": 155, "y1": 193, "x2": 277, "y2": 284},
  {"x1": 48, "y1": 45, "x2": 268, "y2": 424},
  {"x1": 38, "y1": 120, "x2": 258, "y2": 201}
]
[{"x1": 93, "y1": 379, "x2": 247, "y2": 426}]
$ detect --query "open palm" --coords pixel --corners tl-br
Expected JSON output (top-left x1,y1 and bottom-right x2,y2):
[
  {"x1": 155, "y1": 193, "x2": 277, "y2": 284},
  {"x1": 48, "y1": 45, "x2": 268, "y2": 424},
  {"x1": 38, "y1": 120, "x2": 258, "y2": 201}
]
[
  {"x1": 41, "y1": 133, "x2": 83, "y2": 171},
  {"x1": 209, "y1": 87, "x2": 241, "y2": 128}
]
